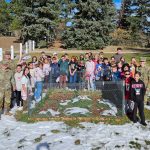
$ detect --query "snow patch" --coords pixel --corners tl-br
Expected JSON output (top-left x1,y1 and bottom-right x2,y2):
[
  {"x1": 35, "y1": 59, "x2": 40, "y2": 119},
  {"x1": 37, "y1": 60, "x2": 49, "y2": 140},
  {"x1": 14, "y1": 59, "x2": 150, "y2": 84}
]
[
  {"x1": 99, "y1": 99, "x2": 118, "y2": 116},
  {"x1": 0, "y1": 115, "x2": 150, "y2": 150},
  {"x1": 39, "y1": 109, "x2": 60, "y2": 116},
  {"x1": 72, "y1": 96, "x2": 91, "y2": 103},
  {"x1": 145, "y1": 105, "x2": 150, "y2": 110},
  {"x1": 64, "y1": 107, "x2": 90, "y2": 115},
  {"x1": 60, "y1": 100, "x2": 71, "y2": 106}
]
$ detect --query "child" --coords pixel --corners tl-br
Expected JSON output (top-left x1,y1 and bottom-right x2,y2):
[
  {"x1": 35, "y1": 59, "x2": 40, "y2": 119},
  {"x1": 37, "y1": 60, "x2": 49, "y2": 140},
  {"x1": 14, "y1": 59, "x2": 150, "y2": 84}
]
[
  {"x1": 111, "y1": 65, "x2": 121, "y2": 81},
  {"x1": 69, "y1": 56, "x2": 77, "y2": 86},
  {"x1": 95, "y1": 59, "x2": 103, "y2": 81},
  {"x1": 14, "y1": 65, "x2": 23, "y2": 110},
  {"x1": 28, "y1": 62, "x2": 35, "y2": 92},
  {"x1": 43, "y1": 58, "x2": 51, "y2": 89},
  {"x1": 77, "y1": 59, "x2": 85, "y2": 83},
  {"x1": 50, "y1": 57, "x2": 60, "y2": 87},
  {"x1": 131, "y1": 72, "x2": 147, "y2": 126},
  {"x1": 124, "y1": 70, "x2": 134, "y2": 121},
  {"x1": 130, "y1": 57, "x2": 137, "y2": 78},
  {"x1": 102, "y1": 58, "x2": 111, "y2": 81},
  {"x1": 85, "y1": 56, "x2": 95, "y2": 90},
  {"x1": 32, "y1": 56, "x2": 38, "y2": 68},
  {"x1": 58, "y1": 55, "x2": 69, "y2": 88},
  {"x1": 21, "y1": 67, "x2": 32, "y2": 111},
  {"x1": 34, "y1": 62, "x2": 44, "y2": 102}
]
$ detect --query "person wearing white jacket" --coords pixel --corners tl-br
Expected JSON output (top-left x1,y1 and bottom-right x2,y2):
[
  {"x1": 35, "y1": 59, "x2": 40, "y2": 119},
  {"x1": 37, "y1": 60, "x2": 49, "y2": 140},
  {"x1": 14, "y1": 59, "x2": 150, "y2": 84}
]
[
  {"x1": 14, "y1": 65, "x2": 23, "y2": 108},
  {"x1": 34, "y1": 62, "x2": 44, "y2": 102}
]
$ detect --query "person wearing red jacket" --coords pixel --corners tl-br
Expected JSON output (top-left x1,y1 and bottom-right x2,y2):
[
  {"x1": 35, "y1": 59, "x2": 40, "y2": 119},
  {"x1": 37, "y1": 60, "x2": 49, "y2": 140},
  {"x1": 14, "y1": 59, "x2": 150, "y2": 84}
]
[
  {"x1": 124, "y1": 70, "x2": 133, "y2": 100},
  {"x1": 124, "y1": 70, "x2": 134, "y2": 121}
]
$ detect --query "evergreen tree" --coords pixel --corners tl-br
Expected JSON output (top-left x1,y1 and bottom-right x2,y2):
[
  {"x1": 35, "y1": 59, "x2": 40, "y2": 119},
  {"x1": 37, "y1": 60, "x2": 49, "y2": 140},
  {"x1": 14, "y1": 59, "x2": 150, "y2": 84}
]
[
  {"x1": 17, "y1": 0, "x2": 61, "y2": 47},
  {"x1": 62, "y1": 0, "x2": 116, "y2": 50},
  {"x1": 9, "y1": 0, "x2": 24, "y2": 31},
  {"x1": 0, "y1": 0, "x2": 12, "y2": 35},
  {"x1": 134, "y1": 0, "x2": 150, "y2": 33},
  {"x1": 118, "y1": 0, "x2": 133, "y2": 29}
]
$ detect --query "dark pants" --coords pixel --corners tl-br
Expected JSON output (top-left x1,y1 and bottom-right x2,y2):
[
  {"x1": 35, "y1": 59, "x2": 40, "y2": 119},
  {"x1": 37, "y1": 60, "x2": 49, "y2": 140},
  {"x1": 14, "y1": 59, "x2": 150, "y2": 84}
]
[
  {"x1": 133, "y1": 101, "x2": 145, "y2": 123},
  {"x1": 16, "y1": 91, "x2": 23, "y2": 107},
  {"x1": 51, "y1": 76, "x2": 58, "y2": 88},
  {"x1": 44, "y1": 75, "x2": 49, "y2": 89}
]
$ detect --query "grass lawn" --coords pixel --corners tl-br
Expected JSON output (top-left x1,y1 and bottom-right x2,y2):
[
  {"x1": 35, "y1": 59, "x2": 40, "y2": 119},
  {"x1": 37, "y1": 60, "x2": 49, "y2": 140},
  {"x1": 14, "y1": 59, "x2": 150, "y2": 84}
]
[{"x1": 14, "y1": 51, "x2": 150, "y2": 66}]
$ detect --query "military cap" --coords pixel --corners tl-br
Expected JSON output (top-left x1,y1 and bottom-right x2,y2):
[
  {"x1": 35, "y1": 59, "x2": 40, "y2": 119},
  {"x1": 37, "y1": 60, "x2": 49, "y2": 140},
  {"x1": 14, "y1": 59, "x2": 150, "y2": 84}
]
[
  {"x1": 140, "y1": 57, "x2": 146, "y2": 62},
  {"x1": 5, "y1": 51, "x2": 11, "y2": 55}
]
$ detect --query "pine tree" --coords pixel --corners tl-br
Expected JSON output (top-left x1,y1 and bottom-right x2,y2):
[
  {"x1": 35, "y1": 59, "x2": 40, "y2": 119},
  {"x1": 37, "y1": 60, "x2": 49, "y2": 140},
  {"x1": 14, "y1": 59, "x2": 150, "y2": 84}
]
[
  {"x1": 9, "y1": 0, "x2": 24, "y2": 31},
  {"x1": 135, "y1": 0, "x2": 150, "y2": 33},
  {"x1": 62, "y1": 0, "x2": 116, "y2": 50},
  {"x1": 134, "y1": 0, "x2": 150, "y2": 46},
  {"x1": 118, "y1": 0, "x2": 133, "y2": 29},
  {"x1": 0, "y1": 0, "x2": 12, "y2": 35},
  {"x1": 17, "y1": 0, "x2": 61, "y2": 48}
]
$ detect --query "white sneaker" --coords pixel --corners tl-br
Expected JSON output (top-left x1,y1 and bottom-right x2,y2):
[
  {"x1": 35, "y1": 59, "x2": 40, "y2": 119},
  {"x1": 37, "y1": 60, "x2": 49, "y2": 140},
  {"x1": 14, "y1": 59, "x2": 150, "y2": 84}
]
[
  {"x1": 30, "y1": 101, "x2": 36, "y2": 109},
  {"x1": 18, "y1": 107, "x2": 23, "y2": 111},
  {"x1": 11, "y1": 105, "x2": 18, "y2": 111}
]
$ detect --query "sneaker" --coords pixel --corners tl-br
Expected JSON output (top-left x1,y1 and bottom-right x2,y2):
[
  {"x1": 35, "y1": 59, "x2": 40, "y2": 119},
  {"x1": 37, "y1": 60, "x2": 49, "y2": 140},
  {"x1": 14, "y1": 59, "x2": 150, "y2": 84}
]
[
  {"x1": 5, "y1": 112, "x2": 13, "y2": 116},
  {"x1": 36, "y1": 96, "x2": 41, "y2": 103},
  {"x1": 140, "y1": 122, "x2": 147, "y2": 126},
  {"x1": 18, "y1": 107, "x2": 23, "y2": 111}
]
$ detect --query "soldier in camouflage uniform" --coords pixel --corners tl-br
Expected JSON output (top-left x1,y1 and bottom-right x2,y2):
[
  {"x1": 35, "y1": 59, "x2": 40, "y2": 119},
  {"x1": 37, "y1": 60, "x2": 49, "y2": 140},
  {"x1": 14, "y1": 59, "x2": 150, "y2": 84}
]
[
  {"x1": 137, "y1": 57, "x2": 150, "y2": 102},
  {"x1": 0, "y1": 51, "x2": 15, "y2": 117}
]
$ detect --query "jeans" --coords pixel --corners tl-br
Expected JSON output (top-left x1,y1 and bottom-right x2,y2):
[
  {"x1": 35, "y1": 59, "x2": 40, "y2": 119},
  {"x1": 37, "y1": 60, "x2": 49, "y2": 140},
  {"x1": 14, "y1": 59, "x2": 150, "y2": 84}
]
[
  {"x1": 69, "y1": 72, "x2": 77, "y2": 83},
  {"x1": 69, "y1": 72, "x2": 77, "y2": 89},
  {"x1": 34, "y1": 81, "x2": 43, "y2": 102},
  {"x1": 87, "y1": 73, "x2": 95, "y2": 91}
]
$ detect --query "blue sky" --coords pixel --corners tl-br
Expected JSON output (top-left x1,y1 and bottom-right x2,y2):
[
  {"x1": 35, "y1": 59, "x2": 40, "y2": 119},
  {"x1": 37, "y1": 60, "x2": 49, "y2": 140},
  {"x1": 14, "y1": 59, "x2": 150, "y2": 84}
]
[{"x1": 6, "y1": 0, "x2": 122, "y2": 8}]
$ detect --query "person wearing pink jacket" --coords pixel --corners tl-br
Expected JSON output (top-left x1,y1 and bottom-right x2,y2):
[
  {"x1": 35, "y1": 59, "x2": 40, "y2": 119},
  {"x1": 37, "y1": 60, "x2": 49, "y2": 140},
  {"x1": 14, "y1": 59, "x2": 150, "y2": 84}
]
[{"x1": 85, "y1": 56, "x2": 95, "y2": 91}]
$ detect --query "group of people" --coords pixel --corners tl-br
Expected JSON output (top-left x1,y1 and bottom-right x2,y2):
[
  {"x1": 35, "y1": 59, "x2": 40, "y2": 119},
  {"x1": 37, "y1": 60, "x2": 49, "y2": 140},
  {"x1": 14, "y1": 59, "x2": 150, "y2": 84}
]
[{"x1": 0, "y1": 47, "x2": 149, "y2": 126}]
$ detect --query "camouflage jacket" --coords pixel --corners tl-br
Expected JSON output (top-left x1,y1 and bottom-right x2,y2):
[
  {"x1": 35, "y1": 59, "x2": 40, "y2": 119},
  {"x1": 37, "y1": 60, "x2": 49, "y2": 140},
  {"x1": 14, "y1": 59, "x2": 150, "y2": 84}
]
[
  {"x1": 0, "y1": 59, "x2": 16, "y2": 72},
  {"x1": 0, "y1": 61, "x2": 15, "y2": 89},
  {"x1": 137, "y1": 66, "x2": 150, "y2": 88}
]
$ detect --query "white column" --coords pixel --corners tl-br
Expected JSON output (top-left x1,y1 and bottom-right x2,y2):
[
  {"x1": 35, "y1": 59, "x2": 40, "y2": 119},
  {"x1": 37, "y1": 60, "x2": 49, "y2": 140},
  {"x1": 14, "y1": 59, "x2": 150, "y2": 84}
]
[
  {"x1": 11, "y1": 45, "x2": 14, "y2": 60},
  {"x1": 25, "y1": 42, "x2": 28, "y2": 54},
  {"x1": 32, "y1": 40, "x2": 35, "y2": 51},
  {"x1": 0, "y1": 48, "x2": 3, "y2": 61},
  {"x1": 29, "y1": 40, "x2": 32, "y2": 52},
  {"x1": 20, "y1": 43, "x2": 23, "y2": 60}
]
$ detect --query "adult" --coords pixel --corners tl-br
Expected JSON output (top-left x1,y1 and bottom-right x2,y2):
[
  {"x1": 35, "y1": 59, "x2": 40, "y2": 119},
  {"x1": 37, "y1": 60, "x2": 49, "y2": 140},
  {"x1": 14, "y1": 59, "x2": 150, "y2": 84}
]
[
  {"x1": 0, "y1": 51, "x2": 15, "y2": 116},
  {"x1": 113, "y1": 48, "x2": 123, "y2": 64},
  {"x1": 137, "y1": 57, "x2": 150, "y2": 102}
]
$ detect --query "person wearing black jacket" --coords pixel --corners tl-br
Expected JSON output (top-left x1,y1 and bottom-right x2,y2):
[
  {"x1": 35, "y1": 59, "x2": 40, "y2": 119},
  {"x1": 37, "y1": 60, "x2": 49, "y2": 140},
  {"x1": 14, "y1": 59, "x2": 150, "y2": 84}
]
[{"x1": 131, "y1": 72, "x2": 147, "y2": 126}]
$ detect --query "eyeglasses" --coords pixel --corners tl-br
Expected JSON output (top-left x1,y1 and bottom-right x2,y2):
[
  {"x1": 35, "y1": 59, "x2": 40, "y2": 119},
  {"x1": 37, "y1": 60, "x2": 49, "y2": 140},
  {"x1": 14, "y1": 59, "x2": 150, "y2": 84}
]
[{"x1": 125, "y1": 74, "x2": 130, "y2": 76}]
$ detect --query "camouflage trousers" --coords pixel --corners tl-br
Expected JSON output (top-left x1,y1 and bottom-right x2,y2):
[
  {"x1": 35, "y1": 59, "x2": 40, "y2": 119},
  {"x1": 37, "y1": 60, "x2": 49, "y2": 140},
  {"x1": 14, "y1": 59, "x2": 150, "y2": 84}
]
[
  {"x1": 0, "y1": 88, "x2": 11, "y2": 112},
  {"x1": 145, "y1": 90, "x2": 150, "y2": 102}
]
